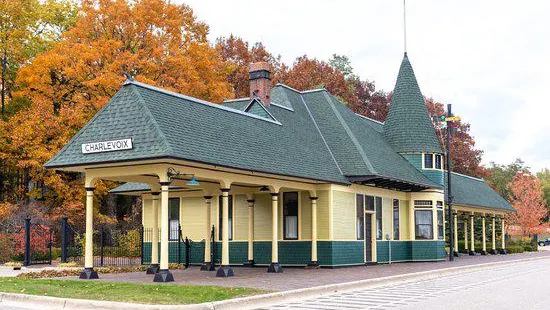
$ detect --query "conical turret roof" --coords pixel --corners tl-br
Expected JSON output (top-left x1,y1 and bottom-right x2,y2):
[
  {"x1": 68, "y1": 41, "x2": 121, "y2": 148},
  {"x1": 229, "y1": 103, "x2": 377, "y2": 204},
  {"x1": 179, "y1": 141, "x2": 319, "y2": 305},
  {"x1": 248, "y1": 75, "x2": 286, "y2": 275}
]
[{"x1": 383, "y1": 53, "x2": 443, "y2": 154}]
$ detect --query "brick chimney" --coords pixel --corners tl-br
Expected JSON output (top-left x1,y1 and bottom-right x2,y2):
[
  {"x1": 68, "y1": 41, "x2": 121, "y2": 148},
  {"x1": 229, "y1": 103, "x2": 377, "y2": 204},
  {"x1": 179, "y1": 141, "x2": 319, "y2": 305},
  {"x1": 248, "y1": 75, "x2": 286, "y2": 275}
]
[{"x1": 249, "y1": 62, "x2": 272, "y2": 104}]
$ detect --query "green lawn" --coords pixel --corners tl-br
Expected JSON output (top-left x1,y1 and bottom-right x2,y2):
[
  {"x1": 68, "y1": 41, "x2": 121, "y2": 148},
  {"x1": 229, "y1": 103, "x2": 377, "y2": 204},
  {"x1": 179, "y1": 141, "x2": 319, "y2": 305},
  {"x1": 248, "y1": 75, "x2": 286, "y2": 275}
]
[{"x1": 0, "y1": 278, "x2": 263, "y2": 305}]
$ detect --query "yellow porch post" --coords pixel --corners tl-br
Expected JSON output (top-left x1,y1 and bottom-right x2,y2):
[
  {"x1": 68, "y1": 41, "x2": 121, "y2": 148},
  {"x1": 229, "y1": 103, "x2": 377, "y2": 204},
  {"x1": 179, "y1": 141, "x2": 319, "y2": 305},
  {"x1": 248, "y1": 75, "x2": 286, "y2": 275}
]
[
  {"x1": 153, "y1": 181, "x2": 174, "y2": 282},
  {"x1": 216, "y1": 188, "x2": 234, "y2": 277},
  {"x1": 500, "y1": 217, "x2": 507, "y2": 254},
  {"x1": 246, "y1": 197, "x2": 255, "y2": 266},
  {"x1": 481, "y1": 215, "x2": 487, "y2": 255},
  {"x1": 490, "y1": 215, "x2": 497, "y2": 254},
  {"x1": 469, "y1": 213, "x2": 475, "y2": 255},
  {"x1": 201, "y1": 195, "x2": 215, "y2": 271},
  {"x1": 146, "y1": 192, "x2": 160, "y2": 274},
  {"x1": 464, "y1": 217, "x2": 469, "y2": 252},
  {"x1": 453, "y1": 212, "x2": 458, "y2": 256},
  {"x1": 308, "y1": 196, "x2": 319, "y2": 267},
  {"x1": 268, "y1": 192, "x2": 282, "y2": 273},
  {"x1": 408, "y1": 199, "x2": 415, "y2": 240},
  {"x1": 80, "y1": 186, "x2": 98, "y2": 279}
]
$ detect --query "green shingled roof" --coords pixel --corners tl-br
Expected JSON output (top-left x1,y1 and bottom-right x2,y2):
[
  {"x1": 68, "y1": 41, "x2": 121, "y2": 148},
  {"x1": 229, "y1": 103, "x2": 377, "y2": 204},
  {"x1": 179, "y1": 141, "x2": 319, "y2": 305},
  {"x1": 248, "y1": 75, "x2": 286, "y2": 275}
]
[
  {"x1": 383, "y1": 53, "x2": 443, "y2": 154},
  {"x1": 45, "y1": 81, "x2": 348, "y2": 184},
  {"x1": 445, "y1": 172, "x2": 514, "y2": 212}
]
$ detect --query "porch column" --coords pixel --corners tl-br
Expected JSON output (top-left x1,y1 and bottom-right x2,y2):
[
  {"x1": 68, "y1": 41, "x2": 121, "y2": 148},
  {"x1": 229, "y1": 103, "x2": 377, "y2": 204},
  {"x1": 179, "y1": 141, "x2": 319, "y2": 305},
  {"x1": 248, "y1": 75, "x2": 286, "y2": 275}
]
[
  {"x1": 216, "y1": 188, "x2": 234, "y2": 277},
  {"x1": 146, "y1": 192, "x2": 160, "y2": 274},
  {"x1": 201, "y1": 196, "x2": 215, "y2": 271},
  {"x1": 154, "y1": 181, "x2": 174, "y2": 282},
  {"x1": 245, "y1": 197, "x2": 255, "y2": 266},
  {"x1": 481, "y1": 215, "x2": 487, "y2": 255},
  {"x1": 464, "y1": 217, "x2": 469, "y2": 252},
  {"x1": 268, "y1": 192, "x2": 282, "y2": 273},
  {"x1": 80, "y1": 186, "x2": 98, "y2": 279},
  {"x1": 453, "y1": 212, "x2": 459, "y2": 256},
  {"x1": 469, "y1": 213, "x2": 475, "y2": 255},
  {"x1": 490, "y1": 216, "x2": 497, "y2": 254},
  {"x1": 308, "y1": 196, "x2": 319, "y2": 267},
  {"x1": 408, "y1": 199, "x2": 415, "y2": 240},
  {"x1": 500, "y1": 218, "x2": 507, "y2": 254}
]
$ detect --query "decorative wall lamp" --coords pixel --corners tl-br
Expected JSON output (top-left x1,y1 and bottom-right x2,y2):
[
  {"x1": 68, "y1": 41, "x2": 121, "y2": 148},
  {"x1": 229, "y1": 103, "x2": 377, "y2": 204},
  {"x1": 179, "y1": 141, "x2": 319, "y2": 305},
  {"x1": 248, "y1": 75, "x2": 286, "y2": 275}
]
[{"x1": 167, "y1": 167, "x2": 200, "y2": 186}]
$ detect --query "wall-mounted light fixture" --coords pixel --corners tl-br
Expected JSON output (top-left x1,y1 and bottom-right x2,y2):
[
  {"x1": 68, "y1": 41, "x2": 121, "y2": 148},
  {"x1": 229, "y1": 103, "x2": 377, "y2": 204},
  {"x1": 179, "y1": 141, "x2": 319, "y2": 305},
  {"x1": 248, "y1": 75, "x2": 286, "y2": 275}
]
[{"x1": 167, "y1": 167, "x2": 200, "y2": 186}]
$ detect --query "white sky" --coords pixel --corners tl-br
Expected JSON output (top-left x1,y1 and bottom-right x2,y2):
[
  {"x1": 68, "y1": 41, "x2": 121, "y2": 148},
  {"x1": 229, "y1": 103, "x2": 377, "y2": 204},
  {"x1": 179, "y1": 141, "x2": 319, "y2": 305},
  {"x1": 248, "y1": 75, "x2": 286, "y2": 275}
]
[{"x1": 182, "y1": 0, "x2": 550, "y2": 172}]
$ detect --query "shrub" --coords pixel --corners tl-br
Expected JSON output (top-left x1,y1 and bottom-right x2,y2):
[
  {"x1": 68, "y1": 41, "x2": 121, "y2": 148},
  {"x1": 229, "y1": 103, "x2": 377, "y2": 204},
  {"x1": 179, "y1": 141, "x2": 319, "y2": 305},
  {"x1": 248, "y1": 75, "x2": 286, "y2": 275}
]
[
  {"x1": 506, "y1": 245, "x2": 524, "y2": 254},
  {"x1": 522, "y1": 244, "x2": 537, "y2": 252},
  {"x1": 59, "y1": 262, "x2": 79, "y2": 267},
  {"x1": 0, "y1": 233, "x2": 19, "y2": 263}
]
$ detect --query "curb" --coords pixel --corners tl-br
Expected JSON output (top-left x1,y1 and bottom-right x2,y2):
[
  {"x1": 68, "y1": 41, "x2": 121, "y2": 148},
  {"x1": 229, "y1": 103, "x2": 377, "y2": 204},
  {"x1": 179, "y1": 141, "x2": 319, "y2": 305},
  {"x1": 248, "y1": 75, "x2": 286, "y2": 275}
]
[{"x1": 1, "y1": 255, "x2": 549, "y2": 310}]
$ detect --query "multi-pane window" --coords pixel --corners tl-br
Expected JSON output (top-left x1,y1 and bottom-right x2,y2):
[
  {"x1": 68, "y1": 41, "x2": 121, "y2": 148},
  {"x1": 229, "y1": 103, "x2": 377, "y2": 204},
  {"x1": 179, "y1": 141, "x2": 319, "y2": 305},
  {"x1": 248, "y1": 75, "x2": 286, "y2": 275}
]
[
  {"x1": 375, "y1": 197, "x2": 383, "y2": 240},
  {"x1": 218, "y1": 195, "x2": 233, "y2": 240},
  {"x1": 424, "y1": 153, "x2": 434, "y2": 169},
  {"x1": 365, "y1": 195, "x2": 375, "y2": 211},
  {"x1": 356, "y1": 194, "x2": 365, "y2": 240},
  {"x1": 414, "y1": 200, "x2": 433, "y2": 240},
  {"x1": 437, "y1": 201, "x2": 444, "y2": 239},
  {"x1": 168, "y1": 198, "x2": 180, "y2": 240},
  {"x1": 283, "y1": 192, "x2": 299, "y2": 240},
  {"x1": 393, "y1": 199, "x2": 400, "y2": 240},
  {"x1": 435, "y1": 154, "x2": 442, "y2": 169}
]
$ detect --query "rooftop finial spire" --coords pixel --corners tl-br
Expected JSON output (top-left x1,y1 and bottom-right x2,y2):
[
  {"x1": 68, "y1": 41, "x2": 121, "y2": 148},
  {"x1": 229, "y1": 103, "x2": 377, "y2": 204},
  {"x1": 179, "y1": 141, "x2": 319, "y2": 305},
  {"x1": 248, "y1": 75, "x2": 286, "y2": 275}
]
[{"x1": 403, "y1": 0, "x2": 407, "y2": 55}]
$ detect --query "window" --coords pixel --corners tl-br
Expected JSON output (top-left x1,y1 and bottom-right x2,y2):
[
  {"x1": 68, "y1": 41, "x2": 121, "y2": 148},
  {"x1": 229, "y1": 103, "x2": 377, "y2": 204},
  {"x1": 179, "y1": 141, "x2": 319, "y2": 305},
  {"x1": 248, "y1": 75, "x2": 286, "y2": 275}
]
[
  {"x1": 375, "y1": 197, "x2": 382, "y2": 240},
  {"x1": 415, "y1": 210, "x2": 433, "y2": 240},
  {"x1": 356, "y1": 194, "x2": 364, "y2": 240},
  {"x1": 393, "y1": 199, "x2": 400, "y2": 240},
  {"x1": 414, "y1": 200, "x2": 433, "y2": 240},
  {"x1": 424, "y1": 153, "x2": 434, "y2": 169},
  {"x1": 435, "y1": 154, "x2": 442, "y2": 169},
  {"x1": 218, "y1": 195, "x2": 233, "y2": 240},
  {"x1": 283, "y1": 192, "x2": 299, "y2": 240},
  {"x1": 437, "y1": 201, "x2": 444, "y2": 240},
  {"x1": 365, "y1": 195, "x2": 375, "y2": 211},
  {"x1": 168, "y1": 198, "x2": 180, "y2": 240}
]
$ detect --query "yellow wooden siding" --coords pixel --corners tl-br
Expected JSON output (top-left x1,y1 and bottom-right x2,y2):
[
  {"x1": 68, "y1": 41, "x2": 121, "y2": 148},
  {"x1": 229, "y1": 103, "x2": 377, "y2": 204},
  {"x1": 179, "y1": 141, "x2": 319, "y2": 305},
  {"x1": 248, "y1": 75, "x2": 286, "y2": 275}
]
[
  {"x1": 399, "y1": 200, "x2": 410, "y2": 240},
  {"x1": 180, "y1": 197, "x2": 205, "y2": 241},
  {"x1": 301, "y1": 191, "x2": 312, "y2": 240},
  {"x1": 234, "y1": 194, "x2": 248, "y2": 241},
  {"x1": 382, "y1": 197, "x2": 393, "y2": 240},
  {"x1": 317, "y1": 190, "x2": 329, "y2": 240},
  {"x1": 332, "y1": 190, "x2": 355, "y2": 240},
  {"x1": 142, "y1": 197, "x2": 153, "y2": 227},
  {"x1": 253, "y1": 193, "x2": 272, "y2": 240}
]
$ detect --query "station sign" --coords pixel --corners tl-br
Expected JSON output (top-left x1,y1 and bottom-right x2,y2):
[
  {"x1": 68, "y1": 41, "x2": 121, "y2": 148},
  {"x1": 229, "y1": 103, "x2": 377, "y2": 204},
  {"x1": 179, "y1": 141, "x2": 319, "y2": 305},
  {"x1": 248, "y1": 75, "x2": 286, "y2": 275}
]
[{"x1": 82, "y1": 138, "x2": 133, "y2": 154}]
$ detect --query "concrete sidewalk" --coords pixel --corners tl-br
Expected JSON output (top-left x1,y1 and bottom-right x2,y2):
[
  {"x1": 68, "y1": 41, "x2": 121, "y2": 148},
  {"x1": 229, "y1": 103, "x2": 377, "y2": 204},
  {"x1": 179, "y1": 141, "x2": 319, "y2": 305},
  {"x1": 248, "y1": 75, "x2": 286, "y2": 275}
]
[
  {"x1": 95, "y1": 251, "x2": 550, "y2": 291},
  {"x1": 2, "y1": 254, "x2": 550, "y2": 310}
]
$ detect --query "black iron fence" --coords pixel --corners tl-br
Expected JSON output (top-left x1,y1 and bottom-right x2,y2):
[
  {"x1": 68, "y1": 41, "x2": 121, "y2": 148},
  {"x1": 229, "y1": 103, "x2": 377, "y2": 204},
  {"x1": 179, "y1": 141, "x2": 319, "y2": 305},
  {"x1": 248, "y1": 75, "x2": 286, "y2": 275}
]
[
  {"x1": 142, "y1": 225, "x2": 194, "y2": 267},
  {"x1": 61, "y1": 218, "x2": 142, "y2": 267}
]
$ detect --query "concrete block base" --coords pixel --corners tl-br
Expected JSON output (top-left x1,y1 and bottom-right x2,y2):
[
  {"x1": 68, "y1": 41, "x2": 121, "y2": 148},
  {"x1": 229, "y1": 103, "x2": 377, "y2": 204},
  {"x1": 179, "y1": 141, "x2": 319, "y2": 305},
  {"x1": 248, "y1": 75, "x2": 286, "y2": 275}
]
[
  {"x1": 153, "y1": 269, "x2": 174, "y2": 282},
  {"x1": 79, "y1": 267, "x2": 99, "y2": 280}
]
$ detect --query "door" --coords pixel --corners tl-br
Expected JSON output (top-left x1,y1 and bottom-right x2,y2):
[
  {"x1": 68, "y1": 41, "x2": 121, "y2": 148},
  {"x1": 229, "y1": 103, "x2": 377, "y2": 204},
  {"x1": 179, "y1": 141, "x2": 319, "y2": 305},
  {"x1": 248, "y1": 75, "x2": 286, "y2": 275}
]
[{"x1": 365, "y1": 213, "x2": 372, "y2": 262}]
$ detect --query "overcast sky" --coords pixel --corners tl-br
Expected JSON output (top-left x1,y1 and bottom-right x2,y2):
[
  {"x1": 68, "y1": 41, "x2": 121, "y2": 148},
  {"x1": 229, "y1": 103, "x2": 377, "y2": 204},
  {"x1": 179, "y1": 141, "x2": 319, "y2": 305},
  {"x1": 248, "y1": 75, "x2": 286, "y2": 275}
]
[{"x1": 182, "y1": 0, "x2": 549, "y2": 173}]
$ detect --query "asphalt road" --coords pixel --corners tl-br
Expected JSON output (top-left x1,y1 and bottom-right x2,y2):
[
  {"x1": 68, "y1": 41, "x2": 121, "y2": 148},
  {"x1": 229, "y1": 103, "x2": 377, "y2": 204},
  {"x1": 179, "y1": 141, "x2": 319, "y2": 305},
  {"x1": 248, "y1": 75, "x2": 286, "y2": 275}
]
[{"x1": 260, "y1": 257, "x2": 550, "y2": 310}]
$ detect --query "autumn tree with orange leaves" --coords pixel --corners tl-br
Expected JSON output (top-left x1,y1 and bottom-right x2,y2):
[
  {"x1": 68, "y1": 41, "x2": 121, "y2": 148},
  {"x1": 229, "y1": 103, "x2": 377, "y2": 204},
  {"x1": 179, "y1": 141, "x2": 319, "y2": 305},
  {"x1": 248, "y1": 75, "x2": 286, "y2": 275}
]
[
  {"x1": 507, "y1": 171, "x2": 548, "y2": 236},
  {"x1": 1, "y1": 0, "x2": 232, "y2": 226}
]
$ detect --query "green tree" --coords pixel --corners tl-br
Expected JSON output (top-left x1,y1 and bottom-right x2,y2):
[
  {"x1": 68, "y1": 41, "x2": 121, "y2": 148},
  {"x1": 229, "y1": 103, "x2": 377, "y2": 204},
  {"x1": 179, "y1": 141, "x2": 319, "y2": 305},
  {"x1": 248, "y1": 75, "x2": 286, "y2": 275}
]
[{"x1": 485, "y1": 159, "x2": 528, "y2": 201}]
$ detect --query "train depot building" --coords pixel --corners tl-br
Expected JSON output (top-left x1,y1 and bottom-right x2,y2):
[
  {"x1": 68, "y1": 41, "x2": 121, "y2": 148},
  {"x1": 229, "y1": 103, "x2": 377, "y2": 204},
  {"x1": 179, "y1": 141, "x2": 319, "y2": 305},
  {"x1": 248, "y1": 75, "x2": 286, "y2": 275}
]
[{"x1": 45, "y1": 54, "x2": 514, "y2": 282}]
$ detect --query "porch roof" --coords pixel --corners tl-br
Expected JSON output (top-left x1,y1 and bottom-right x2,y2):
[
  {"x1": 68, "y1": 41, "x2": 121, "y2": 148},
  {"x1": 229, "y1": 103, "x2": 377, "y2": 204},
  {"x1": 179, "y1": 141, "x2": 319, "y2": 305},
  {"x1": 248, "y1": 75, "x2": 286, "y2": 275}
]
[{"x1": 445, "y1": 172, "x2": 515, "y2": 212}]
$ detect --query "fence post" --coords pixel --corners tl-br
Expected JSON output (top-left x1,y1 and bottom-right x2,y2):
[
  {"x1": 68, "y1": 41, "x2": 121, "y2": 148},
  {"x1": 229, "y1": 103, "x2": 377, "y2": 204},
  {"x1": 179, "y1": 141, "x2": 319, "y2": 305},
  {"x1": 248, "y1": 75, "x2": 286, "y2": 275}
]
[
  {"x1": 185, "y1": 237, "x2": 190, "y2": 268},
  {"x1": 211, "y1": 225, "x2": 215, "y2": 266},
  {"x1": 48, "y1": 228, "x2": 53, "y2": 265},
  {"x1": 61, "y1": 217, "x2": 68, "y2": 263},
  {"x1": 100, "y1": 225, "x2": 104, "y2": 267},
  {"x1": 24, "y1": 218, "x2": 31, "y2": 266},
  {"x1": 178, "y1": 224, "x2": 182, "y2": 264},
  {"x1": 140, "y1": 226, "x2": 144, "y2": 265}
]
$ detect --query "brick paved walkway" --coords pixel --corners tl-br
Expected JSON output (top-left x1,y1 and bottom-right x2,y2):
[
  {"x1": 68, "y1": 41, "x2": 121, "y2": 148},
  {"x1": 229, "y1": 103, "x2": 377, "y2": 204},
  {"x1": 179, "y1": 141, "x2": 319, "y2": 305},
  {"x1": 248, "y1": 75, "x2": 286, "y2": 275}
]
[{"x1": 95, "y1": 251, "x2": 550, "y2": 291}]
